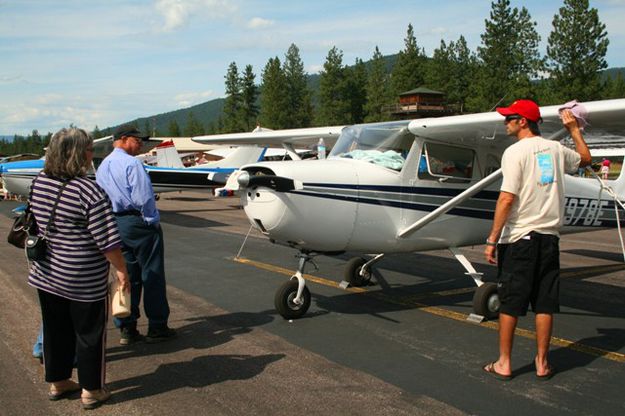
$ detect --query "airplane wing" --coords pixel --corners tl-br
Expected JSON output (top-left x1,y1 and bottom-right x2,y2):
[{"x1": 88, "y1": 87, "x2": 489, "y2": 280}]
[
  {"x1": 192, "y1": 125, "x2": 347, "y2": 148},
  {"x1": 409, "y1": 99, "x2": 625, "y2": 146}
]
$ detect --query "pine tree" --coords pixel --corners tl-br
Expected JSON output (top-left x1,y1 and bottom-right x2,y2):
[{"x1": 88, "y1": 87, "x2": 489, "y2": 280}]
[
  {"x1": 425, "y1": 39, "x2": 453, "y2": 97},
  {"x1": 167, "y1": 119, "x2": 181, "y2": 137},
  {"x1": 283, "y1": 44, "x2": 313, "y2": 128},
  {"x1": 183, "y1": 112, "x2": 204, "y2": 136},
  {"x1": 391, "y1": 24, "x2": 425, "y2": 96},
  {"x1": 92, "y1": 125, "x2": 104, "y2": 139},
  {"x1": 240, "y1": 64, "x2": 259, "y2": 131},
  {"x1": 365, "y1": 46, "x2": 391, "y2": 122},
  {"x1": 143, "y1": 120, "x2": 152, "y2": 137},
  {"x1": 259, "y1": 57, "x2": 289, "y2": 129},
  {"x1": 223, "y1": 62, "x2": 243, "y2": 133},
  {"x1": 606, "y1": 72, "x2": 625, "y2": 99},
  {"x1": 468, "y1": 0, "x2": 544, "y2": 111},
  {"x1": 425, "y1": 36, "x2": 477, "y2": 113},
  {"x1": 546, "y1": 0, "x2": 609, "y2": 102},
  {"x1": 345, "y1": 58, "x2": 367, "y2": 124},
  {"x1": 316, "y1": 46, "x2": 350, "y2": 125}
]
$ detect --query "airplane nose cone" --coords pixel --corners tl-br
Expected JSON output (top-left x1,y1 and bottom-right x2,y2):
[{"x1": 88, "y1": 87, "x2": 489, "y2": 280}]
[
  {"x1": 237, "y1": 171, "x2": 250, "y2": 188},
  {"x1": 242, "y1": 186, "x2": 286, "y2": 233}
]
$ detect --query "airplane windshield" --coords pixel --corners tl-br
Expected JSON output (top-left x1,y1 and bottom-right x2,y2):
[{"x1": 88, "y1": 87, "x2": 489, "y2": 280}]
[{"x1": 329, "y1": 122, "x2": 414, "y2": 171}]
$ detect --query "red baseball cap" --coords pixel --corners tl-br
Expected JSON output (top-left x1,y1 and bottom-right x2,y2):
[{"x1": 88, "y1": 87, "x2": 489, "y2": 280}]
[{"x1": 496, "y1": 99, "x2": 542, "y2": 123}]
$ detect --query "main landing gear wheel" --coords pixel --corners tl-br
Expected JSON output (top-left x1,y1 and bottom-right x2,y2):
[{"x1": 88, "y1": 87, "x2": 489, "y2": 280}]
[
  {"x1": 473, "y1": 282, "x2": 500, "y2": 320},
  {"x1": 274, "y1": 279, "x2": 311, "y2": 320},
  {"x1": 344, "y1": 257, "x2": 371, "y2": 287}
]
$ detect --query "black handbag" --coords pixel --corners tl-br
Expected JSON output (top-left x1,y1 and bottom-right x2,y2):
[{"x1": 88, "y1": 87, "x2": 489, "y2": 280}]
[
  {"x1": 7, "y1": 187, "x2": 37, "y2": 249},
  {"x1": 7, "y1": 178, "x2": 67, "y2": 262}
]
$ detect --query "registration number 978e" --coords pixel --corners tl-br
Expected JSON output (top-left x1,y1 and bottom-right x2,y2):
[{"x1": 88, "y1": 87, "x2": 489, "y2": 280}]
[{"x1": 563, "y1": 197, "x2": 609, "y2": 226}]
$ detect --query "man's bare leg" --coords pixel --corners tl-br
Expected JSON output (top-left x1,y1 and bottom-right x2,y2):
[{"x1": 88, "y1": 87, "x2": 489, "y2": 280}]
[
  {"x1": 494, "y1": 312, "x2": 517, "y2": 376},
  {"x1": 535, "y1": 313, "x2": 553, "y2": 375}
]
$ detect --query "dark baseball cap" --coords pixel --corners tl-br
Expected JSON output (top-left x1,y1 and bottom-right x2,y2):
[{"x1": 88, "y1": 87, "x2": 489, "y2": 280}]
[
  {"x1": 113, "y1": 124, "x2": 150, "y2": 141},
  {"x1": 496, "y1": 99, "x2": 542, "y2": 123}
]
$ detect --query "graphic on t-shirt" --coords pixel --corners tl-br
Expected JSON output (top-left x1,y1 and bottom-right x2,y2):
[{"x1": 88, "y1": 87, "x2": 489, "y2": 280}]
[{"x1": 537, "y1": 154, "x2": 554, "y2": 185}]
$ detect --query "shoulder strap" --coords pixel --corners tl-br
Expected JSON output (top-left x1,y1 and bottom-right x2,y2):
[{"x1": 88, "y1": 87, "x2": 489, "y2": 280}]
[{"x1": 41, "y1": 180, "x2": 69, "y2": 238}]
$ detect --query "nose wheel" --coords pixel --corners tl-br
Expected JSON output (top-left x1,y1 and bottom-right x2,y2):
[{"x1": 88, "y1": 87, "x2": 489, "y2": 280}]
[
  {"x1": 275, "y1": 279, "x2": 311, "y2": 319},
  {"x1": 274, "y1": 252, "x2": 314, "y2": 319}
]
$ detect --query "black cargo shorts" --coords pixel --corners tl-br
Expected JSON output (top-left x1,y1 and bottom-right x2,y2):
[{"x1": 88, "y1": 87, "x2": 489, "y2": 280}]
[{"x1": 496, "y1": 232, "x2": 560, "y2": 317}]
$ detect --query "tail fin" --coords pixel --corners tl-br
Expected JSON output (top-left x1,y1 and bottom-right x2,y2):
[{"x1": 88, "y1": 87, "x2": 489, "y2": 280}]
[
  {"x1": 203, "y1": 146, "x2": 266, "y2": 168},
  {"x1": 154, "y1": 140, "x2": 185, "y2": 168}
]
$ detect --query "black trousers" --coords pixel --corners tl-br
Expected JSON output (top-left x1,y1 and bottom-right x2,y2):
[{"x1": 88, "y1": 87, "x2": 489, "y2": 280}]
[{"x1": 38, "y1": 289, "x2": 108, "y2": 390}]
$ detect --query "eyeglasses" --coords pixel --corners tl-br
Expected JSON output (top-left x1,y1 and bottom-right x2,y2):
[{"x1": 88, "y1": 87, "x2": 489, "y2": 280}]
[{"x1": 504, "y1": 115, "x2": 523, "y2": 123}]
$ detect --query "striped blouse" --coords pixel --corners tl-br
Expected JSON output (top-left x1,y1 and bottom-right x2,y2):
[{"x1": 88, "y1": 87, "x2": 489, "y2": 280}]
[{"x1": 28, "y1": 173, "x2": 122, "y2": 302}]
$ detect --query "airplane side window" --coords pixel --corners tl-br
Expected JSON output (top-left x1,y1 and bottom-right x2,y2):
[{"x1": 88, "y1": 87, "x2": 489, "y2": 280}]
[
  {"x1": 418, "y1": 142, "x2": 474, "y2": 182},
  {"x1": 484, "y1": 154, "x2": 500, "y2": 176}
]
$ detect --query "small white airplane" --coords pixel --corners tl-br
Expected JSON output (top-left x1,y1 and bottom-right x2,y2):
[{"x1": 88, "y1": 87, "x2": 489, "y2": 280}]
[{"x1": 193, "y1": 99, "x2": 625, "y2": 320}]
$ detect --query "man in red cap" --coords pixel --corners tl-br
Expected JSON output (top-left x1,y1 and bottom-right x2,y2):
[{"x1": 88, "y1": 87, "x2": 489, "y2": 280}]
[{"x1": 483, "y1": 99, "x2": 591, "y2": 380}]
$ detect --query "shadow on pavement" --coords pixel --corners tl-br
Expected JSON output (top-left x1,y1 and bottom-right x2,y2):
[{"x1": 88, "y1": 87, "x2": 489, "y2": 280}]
[
  {"x1": 107, "y1": 311, "x2": 274, "y2": 362},
  {"x1": 108, "y1": 353, "x2": 285, "y2": 402},
  {"x1": 513, "y1": 328, "x2": 625, "y2": 377}
]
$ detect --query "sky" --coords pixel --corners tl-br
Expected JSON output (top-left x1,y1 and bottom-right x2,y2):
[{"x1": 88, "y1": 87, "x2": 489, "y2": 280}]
[{"x1": 1, "y1": 0, "x2": 625, "y2": 136}]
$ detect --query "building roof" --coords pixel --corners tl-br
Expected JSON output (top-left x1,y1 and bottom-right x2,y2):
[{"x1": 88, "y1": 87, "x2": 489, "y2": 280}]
[{"x1": 399, "y1": 87, "x2": 444, "y2": 96}]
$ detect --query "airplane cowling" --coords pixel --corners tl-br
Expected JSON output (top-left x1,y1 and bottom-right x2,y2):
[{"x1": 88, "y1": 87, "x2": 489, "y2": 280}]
[{"x1": 240, "y1": 159, "x2": 359, "y2": 252}]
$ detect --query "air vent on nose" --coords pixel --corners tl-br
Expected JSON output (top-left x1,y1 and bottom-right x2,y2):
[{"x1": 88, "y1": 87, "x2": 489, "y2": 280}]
[{"x1": 254, "y1": 219, "x2": 268, "y2": 234}]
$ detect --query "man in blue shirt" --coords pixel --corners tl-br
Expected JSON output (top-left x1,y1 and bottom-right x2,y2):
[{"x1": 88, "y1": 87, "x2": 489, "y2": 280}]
[{"x1": 96, "y1": 124, "x2": 175, "y2": 345}]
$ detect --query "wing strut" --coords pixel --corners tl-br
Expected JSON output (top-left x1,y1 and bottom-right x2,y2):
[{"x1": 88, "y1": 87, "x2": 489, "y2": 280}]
[{"x1": 282, "y1": 143, "x2": 302, "y2": 161}]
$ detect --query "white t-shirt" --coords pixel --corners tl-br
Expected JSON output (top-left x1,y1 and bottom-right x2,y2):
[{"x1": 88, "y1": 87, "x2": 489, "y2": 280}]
[{"x1": 499, "y1": 136, "x2": 581, "y2": 244}]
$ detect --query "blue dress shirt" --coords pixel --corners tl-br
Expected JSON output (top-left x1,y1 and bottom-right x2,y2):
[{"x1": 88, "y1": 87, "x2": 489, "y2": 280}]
[{"x1": 96, "y1": 148, "x2": 160, "y2": 224}]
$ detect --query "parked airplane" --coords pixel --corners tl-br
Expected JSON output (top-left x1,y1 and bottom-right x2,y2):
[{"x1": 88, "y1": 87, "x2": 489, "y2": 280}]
[
  {"x1": 0, "y1": 137, "x2": 267, "y2": 196},
  {"x1": 193, "y1": 99, "x2": 625, "y2": 320},
  {"x1": 145, "y1": 139, "x2": 267, "y2": 192}
]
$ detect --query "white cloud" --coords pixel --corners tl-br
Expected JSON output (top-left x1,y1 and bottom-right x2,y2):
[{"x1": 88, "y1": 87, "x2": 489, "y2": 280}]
[
  {"x1": 247, "y1": 17, "x2": 274, "y2": 29},
  {"x1": 174, "y1": 90, "x2": 217, "y2": 107},
  {"x1": 155, "y1": 0, "x2": 238, "y2": 31}
]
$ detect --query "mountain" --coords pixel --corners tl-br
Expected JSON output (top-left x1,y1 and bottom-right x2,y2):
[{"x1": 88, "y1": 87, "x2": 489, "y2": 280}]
[
  {"x1": 103, "y1": 98, "x2": 225, "y2": 137},
  {"x1": 602, "y1": 67, "x2": 625, "y2": 80}
]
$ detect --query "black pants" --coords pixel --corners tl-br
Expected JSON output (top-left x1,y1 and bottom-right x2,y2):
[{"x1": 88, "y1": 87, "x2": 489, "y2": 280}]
[{"x1": 38, "y1": 290, "x2": 108, "y2": 390}]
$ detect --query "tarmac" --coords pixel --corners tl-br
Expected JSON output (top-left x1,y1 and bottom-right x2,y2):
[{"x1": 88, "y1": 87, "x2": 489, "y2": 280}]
[{"x1": 1, "y1": 191, "x2": 624, "y2": 415}]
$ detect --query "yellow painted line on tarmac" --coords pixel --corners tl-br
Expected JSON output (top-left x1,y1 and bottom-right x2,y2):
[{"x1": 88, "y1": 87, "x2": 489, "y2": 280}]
[
  {"x1": 561, "y1": 264, "x2": 625, "y2": 279},
  {"x1": 233, "y1": 257, "x2": 625, "y2": 363}
]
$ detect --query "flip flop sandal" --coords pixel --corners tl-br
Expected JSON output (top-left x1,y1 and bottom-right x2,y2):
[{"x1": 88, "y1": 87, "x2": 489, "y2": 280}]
[
  {"x1": 48, "y1": 382, "x2": 81, "y2": 401},
  {"x1": 483, "y1": 361, "x2": 512, "y2": 381},
  {"x1": 536, "y1": 364, "x2": 556, "y2": 381}
]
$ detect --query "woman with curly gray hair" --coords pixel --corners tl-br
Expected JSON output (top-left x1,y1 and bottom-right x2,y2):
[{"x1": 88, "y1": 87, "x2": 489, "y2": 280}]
[{"x1": 29, "y1": 127, "x2": 130, "y2": 410}]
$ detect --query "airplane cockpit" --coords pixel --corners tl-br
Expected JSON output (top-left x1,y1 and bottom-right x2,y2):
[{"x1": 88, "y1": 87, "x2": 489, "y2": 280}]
[{"x1": 329, "y1": 121, "x2": 414, "y2": 171}]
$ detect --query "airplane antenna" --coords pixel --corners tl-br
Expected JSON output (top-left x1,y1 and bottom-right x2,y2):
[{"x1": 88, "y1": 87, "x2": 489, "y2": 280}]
[{"x1": 488, "y1": 94, "x2": 508, "y2": 112}]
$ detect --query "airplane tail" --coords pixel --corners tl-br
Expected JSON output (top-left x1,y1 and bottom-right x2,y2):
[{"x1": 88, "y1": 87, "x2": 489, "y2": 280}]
[
  {"x1": 203, "y1": 146, "x2": 267, "y2": 168},
  {"x1": 155, "y1": 140, "x2": 185, "y2": 168}
]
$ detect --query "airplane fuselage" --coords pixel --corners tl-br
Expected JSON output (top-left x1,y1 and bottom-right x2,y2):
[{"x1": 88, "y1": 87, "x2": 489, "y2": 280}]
[{"x1": 240, "y1": 158, "x2": 624, "y2": 254}]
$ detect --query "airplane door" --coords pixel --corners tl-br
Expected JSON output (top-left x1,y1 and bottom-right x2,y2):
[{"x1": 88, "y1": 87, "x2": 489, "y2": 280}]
[{"x1": 399, "y1": 138, "x2": 425, "y2": 231}]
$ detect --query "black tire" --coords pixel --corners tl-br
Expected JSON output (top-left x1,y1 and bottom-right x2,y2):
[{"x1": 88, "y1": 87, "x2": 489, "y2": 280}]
[
  {"x1": 473, "y1": 282, "x2": 500, "y2": 320},
  {"x1": 274, "y1": 279, "x2": 311, "y2": 320},
  {"x1": 344, "y1": 257, "x2": 370, "y2": 287}
]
